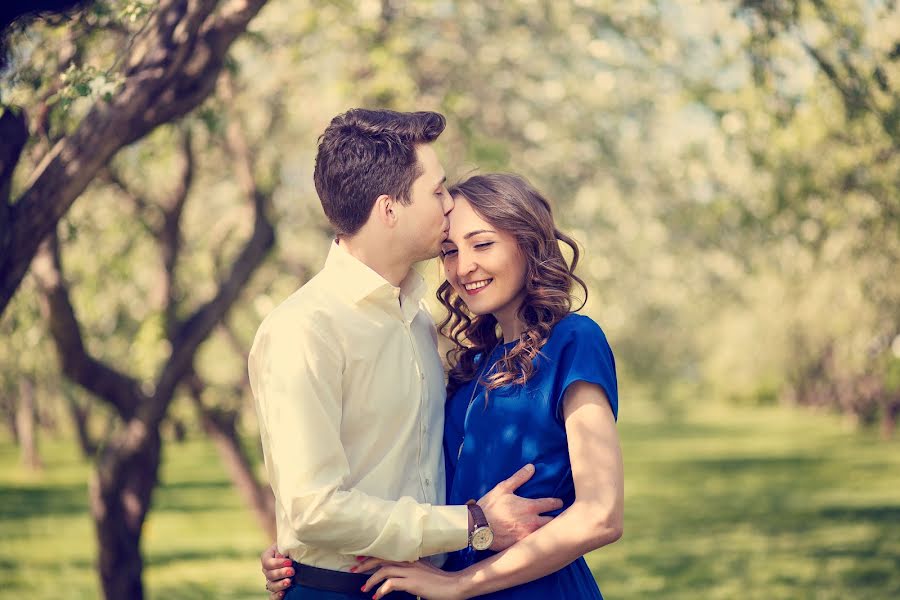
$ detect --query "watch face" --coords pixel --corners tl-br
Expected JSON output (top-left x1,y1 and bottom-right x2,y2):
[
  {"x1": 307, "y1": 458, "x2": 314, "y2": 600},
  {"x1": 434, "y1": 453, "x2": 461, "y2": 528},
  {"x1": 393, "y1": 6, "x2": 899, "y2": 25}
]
[{"x1": 471, "y1": 527, "x2": 493, "y2": 551}]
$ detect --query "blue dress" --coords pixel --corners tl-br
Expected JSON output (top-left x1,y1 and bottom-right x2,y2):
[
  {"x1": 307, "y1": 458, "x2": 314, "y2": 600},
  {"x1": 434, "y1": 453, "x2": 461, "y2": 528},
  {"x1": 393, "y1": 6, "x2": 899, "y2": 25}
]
[{"x1": 442, "y1": 313, "x2": 618, "y2": 599}]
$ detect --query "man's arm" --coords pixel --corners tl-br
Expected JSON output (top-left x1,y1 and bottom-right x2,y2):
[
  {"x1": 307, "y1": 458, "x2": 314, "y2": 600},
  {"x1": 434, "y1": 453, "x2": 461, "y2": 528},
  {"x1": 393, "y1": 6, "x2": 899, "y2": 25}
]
[
  {"x1": 251, "y1": 313, "x2": 467, "y2": 560},
  {"x1": 261, "y1": 462, "x2": 562, "y2": 599}
]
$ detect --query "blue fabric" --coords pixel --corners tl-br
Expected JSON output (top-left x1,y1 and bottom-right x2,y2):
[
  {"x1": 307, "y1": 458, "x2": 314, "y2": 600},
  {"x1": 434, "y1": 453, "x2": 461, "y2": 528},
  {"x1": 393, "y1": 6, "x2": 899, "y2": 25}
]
[{"x1": 442, "y1": 313, "x2": 617, "y2": 599}]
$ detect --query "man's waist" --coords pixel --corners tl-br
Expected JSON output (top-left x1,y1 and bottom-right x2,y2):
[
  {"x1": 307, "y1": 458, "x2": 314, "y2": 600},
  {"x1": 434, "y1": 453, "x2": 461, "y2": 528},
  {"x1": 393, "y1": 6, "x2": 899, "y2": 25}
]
[{"x1": 281, "y1": 545, "x2": 446, "y2": 572}]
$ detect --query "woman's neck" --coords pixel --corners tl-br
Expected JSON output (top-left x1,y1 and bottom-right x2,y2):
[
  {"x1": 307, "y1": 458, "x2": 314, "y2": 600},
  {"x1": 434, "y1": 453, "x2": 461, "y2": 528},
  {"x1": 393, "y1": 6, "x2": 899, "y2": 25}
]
[{"x1": 494, "y1": 303, "x2": 525, "y2": 344}]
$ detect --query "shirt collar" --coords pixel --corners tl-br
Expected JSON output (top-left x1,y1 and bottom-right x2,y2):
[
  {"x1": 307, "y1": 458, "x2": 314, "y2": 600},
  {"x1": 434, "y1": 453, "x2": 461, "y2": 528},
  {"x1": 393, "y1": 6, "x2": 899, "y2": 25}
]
[{"x1": 323, "y1": 241, "x2": 427, "y2": 313}]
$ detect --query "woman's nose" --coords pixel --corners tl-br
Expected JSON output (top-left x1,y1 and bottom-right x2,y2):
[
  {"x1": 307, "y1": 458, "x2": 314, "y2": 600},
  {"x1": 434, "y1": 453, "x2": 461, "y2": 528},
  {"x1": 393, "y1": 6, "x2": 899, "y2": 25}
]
[{"x1": 456, "y1": 251, "x2": 476, "y2": 278}]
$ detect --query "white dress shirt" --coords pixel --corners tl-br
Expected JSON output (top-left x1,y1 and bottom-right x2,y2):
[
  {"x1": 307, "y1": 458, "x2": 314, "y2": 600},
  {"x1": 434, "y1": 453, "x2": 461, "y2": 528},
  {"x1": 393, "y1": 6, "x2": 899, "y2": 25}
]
[{"x1": 249, "y1": 241, "x2": 468, "y2": 571}]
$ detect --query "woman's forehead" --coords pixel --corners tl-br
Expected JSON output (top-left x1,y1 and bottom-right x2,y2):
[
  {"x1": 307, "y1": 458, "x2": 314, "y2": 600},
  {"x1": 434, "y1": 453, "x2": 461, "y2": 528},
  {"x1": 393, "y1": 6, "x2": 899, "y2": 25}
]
[{"x1": 448, "y1": 196, "x2": 485, "y2": 227}]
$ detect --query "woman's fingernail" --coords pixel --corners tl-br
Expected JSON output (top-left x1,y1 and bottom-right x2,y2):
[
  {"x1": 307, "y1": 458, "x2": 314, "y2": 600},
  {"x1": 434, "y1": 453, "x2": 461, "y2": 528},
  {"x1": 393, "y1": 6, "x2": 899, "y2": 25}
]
[
  {"x1": 283, "y1": 560, "x2": 292, "y2": 567},
  {"x1": 356, "y1": 556, "x2": 364, "y2": 561},
  {"x1": 349, "y1": 566, "x2": 357, "y2": 572}
]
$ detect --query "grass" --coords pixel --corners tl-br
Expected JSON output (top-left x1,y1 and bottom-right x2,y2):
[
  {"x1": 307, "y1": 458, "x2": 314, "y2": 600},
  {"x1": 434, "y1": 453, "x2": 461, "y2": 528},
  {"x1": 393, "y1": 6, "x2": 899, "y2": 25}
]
[
  {"x1": 592, "y1": 401, "x2": 900, "y2": 599},
  {"x1": 1, "y1": 401, "x2": 898, "y2": 599}
]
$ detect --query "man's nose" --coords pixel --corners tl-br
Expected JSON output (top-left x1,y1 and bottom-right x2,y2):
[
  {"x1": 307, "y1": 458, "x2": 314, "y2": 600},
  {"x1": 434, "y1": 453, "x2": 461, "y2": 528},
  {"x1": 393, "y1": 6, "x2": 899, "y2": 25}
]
[{"x1": 443, "y1": 190, "x2": 454, "y2": 215}]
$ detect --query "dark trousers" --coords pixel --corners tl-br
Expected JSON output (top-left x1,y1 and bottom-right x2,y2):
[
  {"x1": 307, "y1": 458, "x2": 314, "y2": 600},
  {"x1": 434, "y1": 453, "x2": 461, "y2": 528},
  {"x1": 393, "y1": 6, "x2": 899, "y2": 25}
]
[
  {"x1": 284, "y1": 584, "x2": 419, "y2": 600},
  {"x1": 284, "y1": 562, "x2": 419, "y2": 600}
]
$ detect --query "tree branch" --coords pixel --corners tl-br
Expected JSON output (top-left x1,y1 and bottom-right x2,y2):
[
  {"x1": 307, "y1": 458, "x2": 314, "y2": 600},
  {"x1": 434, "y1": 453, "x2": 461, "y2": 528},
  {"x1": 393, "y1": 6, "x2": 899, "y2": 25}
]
[
  {"x1": 32, "y1": 232, "x2": 143, "y2": 420},
  {"x1": 148, "y1": 107, "x2": 275, "y2": 425},
  {"x1": 0, "y1": 0, "x2": 270, "y2": 316},
  {"x1": 0, "y1": 109, "x2": 28, "y2": 261},
  {"x1": 161, "y1": 126, "x2": 195, "y2": 335},
  {"x1": 102, "y1": 166, "x2": 160, "y2": 237}
]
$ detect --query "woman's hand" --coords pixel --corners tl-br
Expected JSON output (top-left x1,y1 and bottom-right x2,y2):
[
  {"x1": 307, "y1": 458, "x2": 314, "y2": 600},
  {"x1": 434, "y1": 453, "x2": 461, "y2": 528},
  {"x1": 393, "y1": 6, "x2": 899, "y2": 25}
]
[
  {"x1": 356, "y1": 557, "x2": 468, "y2": 600},
  {"x1": 260, "y1": 543, "x2": 294, "y2": 599}
]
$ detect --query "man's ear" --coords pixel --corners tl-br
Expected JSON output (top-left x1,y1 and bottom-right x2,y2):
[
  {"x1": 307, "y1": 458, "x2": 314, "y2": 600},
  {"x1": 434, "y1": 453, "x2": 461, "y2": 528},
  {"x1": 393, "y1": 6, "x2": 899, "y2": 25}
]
[{"x1": 373, "y1": 194, "x2": 398, "y2": 227}]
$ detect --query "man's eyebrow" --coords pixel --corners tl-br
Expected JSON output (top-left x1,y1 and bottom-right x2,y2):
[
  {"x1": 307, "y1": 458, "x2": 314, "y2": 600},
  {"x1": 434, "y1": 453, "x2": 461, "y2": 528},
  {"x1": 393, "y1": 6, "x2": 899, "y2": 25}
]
[{"x1": 463, "y1": 229, "x2": 496, "y2": 239}]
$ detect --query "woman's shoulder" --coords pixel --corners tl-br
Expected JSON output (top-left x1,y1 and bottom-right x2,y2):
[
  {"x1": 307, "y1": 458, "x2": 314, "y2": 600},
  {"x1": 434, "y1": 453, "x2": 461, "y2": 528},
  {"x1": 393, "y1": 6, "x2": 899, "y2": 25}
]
[{"x1": 550, "y1": 312, "x2": 610, "y2": 345}]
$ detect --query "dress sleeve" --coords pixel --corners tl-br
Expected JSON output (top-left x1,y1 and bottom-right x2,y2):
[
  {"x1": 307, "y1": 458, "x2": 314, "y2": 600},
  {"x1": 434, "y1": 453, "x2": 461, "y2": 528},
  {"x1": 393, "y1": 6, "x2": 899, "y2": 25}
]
[{"x1": 550, "y1": 317, "x2": 618, "y2": 423}]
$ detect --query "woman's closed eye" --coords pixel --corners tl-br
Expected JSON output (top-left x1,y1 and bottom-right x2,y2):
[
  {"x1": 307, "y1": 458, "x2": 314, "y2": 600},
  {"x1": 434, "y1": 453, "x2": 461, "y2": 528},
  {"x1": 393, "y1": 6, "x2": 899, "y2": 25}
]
[{"x1": 474, "y1": 241, "x2": 494, "y2": 250}]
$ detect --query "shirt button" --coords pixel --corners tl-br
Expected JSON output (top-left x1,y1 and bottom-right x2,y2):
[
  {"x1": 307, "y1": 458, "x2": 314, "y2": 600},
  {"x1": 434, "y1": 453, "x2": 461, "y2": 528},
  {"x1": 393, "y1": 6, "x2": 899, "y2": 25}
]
[{"x1": 424, "y1": 478, "x2": 431, "y2": 486}]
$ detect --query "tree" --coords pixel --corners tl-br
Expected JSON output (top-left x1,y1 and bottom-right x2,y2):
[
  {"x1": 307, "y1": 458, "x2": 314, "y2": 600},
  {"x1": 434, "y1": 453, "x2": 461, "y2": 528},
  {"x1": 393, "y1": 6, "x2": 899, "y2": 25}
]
[
  {"x1": 31, "y1": 98, "x2": 275, "y2": 596},
  {"x1": 725, "y1": 0, "x2": 900, "y2": 432},
  {"x1": 0, "y1": 0, "x2": 269, "y2": 316}
]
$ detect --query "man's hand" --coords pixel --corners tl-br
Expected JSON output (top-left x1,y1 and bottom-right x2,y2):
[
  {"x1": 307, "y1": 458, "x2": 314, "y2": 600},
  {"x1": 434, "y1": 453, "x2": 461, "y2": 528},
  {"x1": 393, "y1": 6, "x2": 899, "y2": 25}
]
[
  {"x1": 260, "y1": 543, "x2": 294, "y2": 599},
  {"x1": 477, "y1": 463, "x2": 563, "y2": 551}
]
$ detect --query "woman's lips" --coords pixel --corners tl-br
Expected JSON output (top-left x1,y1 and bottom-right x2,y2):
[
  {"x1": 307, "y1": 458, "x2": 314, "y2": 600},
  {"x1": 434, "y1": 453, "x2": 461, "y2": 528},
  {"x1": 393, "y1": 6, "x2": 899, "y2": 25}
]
[{"x1": 463, "y1": 279, "x2": 492, "y2": 296}]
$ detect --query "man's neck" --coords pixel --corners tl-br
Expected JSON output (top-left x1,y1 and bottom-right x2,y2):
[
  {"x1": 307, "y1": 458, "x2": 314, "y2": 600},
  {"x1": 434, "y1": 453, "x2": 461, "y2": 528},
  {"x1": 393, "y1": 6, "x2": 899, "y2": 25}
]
[{"x1": 338, "y1": 236, "x2": 411, "y2": 288}]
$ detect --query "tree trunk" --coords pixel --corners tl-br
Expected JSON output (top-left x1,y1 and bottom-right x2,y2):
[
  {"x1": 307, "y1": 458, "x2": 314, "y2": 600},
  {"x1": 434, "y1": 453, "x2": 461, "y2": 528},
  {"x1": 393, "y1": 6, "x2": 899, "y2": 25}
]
[
  {"x1": 15, "y1": 377, "x2": 43, "y2": 470},
  {"x1": 2, "y1": 394, "x2": 19, "y2": 443},
  {"x1": 189, "y1": 376, "x2": 275, "y2": 539},
  {"x1": 882, "y1": 396, "x2": 899, "y2": 440},
  {"x1": 65, "y1": 387, "x2": 97, "y2": 457},
  {"x1": 201, "y1": 409, "x2": 276, "y2": 539},
  {"x1": 90, "y1": 426, "x2": 161, "y2": 600}
]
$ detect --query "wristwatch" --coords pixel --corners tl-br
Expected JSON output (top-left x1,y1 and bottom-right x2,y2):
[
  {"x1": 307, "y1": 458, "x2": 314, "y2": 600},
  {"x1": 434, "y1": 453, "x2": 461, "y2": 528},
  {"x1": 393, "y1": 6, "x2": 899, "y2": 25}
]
[{"x1": 465, "y1": 500, "x2": 494, "y2": 551}]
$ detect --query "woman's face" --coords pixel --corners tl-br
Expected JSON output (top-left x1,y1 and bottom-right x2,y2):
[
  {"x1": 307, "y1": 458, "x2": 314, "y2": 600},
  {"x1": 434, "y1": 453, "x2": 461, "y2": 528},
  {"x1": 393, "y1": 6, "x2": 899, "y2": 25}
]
[{"x1": 441, "y1": 195, "x2": 527, "y2": 318}]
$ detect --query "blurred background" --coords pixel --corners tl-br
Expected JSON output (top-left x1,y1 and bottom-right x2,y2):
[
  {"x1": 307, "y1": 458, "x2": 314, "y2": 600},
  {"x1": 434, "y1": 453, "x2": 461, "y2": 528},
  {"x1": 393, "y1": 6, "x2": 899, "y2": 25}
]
[{"x1": 0, "y1": 1, "x2": 898, "y2": 598}]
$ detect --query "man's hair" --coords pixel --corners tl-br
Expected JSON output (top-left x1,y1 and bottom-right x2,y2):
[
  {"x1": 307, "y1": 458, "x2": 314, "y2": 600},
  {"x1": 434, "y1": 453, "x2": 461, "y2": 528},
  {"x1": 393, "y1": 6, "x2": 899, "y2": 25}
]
[{"x1": 313, "y1": 109, "x2": 446, "y2": 237}]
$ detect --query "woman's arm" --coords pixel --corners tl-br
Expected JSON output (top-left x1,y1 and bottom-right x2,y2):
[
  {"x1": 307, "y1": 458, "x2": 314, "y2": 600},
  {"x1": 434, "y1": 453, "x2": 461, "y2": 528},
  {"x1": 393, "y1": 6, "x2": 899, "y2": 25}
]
[{"x1": 363, "y1": 380, "x2": 624, "y2": 599}]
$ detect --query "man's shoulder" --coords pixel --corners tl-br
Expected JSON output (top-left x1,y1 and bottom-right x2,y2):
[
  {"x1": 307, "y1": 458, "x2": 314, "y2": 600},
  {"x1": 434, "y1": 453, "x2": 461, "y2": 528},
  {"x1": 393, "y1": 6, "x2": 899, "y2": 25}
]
[{"x1": 255, "y1": 272, "x2": 342, "y2": 336}]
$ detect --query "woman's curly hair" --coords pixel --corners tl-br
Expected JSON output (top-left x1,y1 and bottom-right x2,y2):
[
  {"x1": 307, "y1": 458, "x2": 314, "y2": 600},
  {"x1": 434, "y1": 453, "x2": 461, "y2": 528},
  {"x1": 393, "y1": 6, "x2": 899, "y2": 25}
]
[{"x1": 438, "y1": 173, "x2": 587, "y2": 398}]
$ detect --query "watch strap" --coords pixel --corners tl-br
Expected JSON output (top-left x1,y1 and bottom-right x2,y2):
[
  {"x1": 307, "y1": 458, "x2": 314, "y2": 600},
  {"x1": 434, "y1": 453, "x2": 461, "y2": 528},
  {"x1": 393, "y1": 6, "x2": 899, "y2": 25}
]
[{"x1": 465, "y1": 499, "x2": 488, "y2": 529}]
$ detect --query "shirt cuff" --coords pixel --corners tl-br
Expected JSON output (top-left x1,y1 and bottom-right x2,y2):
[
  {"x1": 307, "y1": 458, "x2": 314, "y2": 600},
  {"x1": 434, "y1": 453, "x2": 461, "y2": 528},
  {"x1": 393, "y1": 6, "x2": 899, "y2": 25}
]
[{"x1": 419, "y1": 504, "x2": 469, "y2": 557}]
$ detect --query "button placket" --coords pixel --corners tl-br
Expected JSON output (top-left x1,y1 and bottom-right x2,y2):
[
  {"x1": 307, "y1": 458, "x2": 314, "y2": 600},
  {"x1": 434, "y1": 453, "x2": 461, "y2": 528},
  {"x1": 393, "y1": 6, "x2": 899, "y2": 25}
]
[{"x1": 402, "y1": 318, "x2": 430, "y2": 500}]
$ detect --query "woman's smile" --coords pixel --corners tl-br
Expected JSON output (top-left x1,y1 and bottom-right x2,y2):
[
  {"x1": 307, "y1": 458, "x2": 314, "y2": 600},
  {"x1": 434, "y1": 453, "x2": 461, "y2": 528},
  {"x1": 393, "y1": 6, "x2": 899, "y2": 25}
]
[{"x1": 463, "y1": 278, "x2": 493, "y2": 294}]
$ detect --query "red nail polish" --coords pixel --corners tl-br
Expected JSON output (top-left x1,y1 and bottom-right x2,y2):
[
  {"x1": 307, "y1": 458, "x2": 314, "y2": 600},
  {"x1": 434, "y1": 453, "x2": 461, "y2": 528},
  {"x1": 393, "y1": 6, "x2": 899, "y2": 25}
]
[
  {"x1": 360, "y1": 585, "x2": 366, "y2": 591},
  {"x1": 349, "y1": 566, "x2": 356, "y2": 572},
  {"x1": 356, "y1": 556, "x2": 364, "y2": 561},
  {"x1": 283, "y1": 560, "x2": 292, "y2": 567}
]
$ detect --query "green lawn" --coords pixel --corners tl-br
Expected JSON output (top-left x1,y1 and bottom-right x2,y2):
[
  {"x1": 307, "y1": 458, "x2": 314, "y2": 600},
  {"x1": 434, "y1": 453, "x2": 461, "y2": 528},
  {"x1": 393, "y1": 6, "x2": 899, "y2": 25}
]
[{"x1": 1, "y1": 402, "x2": 898, "y2": 599}]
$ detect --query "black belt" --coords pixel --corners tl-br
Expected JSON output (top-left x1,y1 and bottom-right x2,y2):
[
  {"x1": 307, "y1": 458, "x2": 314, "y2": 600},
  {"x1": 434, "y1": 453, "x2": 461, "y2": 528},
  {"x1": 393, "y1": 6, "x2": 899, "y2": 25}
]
[{"x1": 292, "y1": 561, "x2": 420, "y2": 599}]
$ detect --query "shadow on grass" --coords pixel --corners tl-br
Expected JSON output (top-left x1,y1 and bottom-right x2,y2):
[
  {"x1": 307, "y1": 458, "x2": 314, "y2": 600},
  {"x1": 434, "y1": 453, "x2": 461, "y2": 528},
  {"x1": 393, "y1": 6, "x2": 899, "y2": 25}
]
[
  {"x1": 66, "y1": 547, "x2": 249, "y2": 570},
  {"x1": 151, "y1": 581, "x2": 262, "y2": 600},
  {"x1": 624, "y1": 420, "x2": 750, "y2": 441},
  {"x1": 0, "y1": 483, "x2": 87, "y2": 520},
  {"x1": 818, "y1": 505, "x2": 900, "y2": 523},
  {"x1": 152, "y1": 479, "x2": 237, "y2": 513},
  {"x1": 144, "y1": 547, "x2": 248, "y2": 568},
  {"x1": 688, "y1": 455, "x2": 822, "y2": 471}
]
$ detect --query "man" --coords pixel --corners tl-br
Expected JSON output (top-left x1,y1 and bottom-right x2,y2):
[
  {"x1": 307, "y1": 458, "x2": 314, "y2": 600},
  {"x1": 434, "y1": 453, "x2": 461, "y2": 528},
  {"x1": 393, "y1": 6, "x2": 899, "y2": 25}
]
[{"x1": 250, "y1": 109, "x2": 560, "y2": 599}]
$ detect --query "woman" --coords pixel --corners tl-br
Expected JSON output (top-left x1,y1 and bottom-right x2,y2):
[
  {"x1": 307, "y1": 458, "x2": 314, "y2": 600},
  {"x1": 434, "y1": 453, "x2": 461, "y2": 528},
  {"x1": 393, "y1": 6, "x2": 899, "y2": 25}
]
[{"x1": 264, "y1": 173, "x2": 623, "y2": 599}]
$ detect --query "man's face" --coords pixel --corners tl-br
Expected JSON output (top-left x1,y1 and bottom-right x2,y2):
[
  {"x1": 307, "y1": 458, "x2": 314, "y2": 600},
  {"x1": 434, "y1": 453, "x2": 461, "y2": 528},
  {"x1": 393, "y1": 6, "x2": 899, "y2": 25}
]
[{"x1": 396, "y1": 144, "x2": 453, "y2": 261}]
